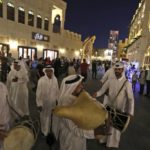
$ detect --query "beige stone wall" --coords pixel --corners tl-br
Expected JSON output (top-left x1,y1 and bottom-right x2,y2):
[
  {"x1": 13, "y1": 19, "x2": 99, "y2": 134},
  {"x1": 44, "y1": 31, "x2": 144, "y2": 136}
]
[
  {"x1": 127, "y1": 0, "x2": 150, "y2": 66},
  {"x1": 118, "y1": 39, "x2": 128, "y2": 59},
  {"x1": 0, "y1": 0, "x2": 82, "y2": 59}
]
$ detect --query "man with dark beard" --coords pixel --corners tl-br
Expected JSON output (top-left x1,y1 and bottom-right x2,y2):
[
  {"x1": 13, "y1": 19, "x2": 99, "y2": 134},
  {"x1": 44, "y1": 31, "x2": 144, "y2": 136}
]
[{"x1": 93, "y1": 62, "x2": 134, "y2": 149}]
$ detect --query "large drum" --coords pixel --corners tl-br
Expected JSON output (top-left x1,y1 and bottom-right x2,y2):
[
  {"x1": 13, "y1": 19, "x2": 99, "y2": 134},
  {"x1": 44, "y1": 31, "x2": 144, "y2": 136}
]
[
  {"x1": 53, "y1": 91, "x2": 108, "y2": 130},
  {"x1": 3, "y1": 118, "x2": 39, "y2": 150},
  {"x1": 106, "y1": 105, "x2": 130, "y2": 132}
]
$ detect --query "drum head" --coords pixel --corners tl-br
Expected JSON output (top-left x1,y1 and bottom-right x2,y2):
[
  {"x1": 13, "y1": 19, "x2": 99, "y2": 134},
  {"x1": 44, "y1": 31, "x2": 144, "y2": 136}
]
[{"x1": 3, "y1": 126, "x2": 34, "y2": 150}]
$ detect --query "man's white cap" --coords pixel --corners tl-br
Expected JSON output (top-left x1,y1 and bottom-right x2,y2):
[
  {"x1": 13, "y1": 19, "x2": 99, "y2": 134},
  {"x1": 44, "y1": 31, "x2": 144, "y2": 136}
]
[{"x1": 114, "y1": 62, "x2": 124, "y2": 68}]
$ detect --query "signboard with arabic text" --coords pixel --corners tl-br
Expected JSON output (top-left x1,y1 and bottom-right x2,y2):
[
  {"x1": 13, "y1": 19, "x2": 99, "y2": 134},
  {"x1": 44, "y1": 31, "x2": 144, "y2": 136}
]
[{"x1": 32, "y1": 32, "x2": 49, "y2": 42}]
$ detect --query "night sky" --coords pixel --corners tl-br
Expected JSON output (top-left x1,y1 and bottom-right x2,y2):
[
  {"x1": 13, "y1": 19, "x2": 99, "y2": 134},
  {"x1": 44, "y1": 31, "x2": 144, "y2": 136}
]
[{"x1": 64, "y1": 0, "x2": 140, "y2": 48}]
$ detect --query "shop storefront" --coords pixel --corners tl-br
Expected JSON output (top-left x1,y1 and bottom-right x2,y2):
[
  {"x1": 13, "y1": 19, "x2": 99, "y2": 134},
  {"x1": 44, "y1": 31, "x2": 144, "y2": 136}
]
[
  {"x1": 0, "y1": 43, "x2": 10, "y2": 57},
  {"x1": 18, "y1": 46, "x2": 37, "y2": 60},
  {"x1": 144, "y1": 47, "x2": 150, "y2": 66},
  {"x1": 43, "y1": 49, "x2": 58, "y2": 60},
  {"x1": 144, "y1": 56, "x2": 150, "y2": 66}
]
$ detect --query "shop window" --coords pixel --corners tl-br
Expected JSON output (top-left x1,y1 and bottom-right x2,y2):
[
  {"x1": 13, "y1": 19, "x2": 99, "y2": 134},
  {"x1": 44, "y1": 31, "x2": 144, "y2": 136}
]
[
  {"x1": 18, "y1": 7, "x2": 25, "y2": 24},
  {"x1": 7, "y1": 3, "x2": 15, "y2": 21},
  {"x1": 0, "y1": 1, "x2": 3, "y2": 17},
  {"x1": 44, "y1": 18, "x2": 49, "y2": 31},
  {"x1": 28, "y1": 11, "x2": 34, "y2": 26},
  {"x1": 148, "y1": 12, "x2": 150, "y2": 31},
  {"x1": 37, "y1": 15, "x2": 42, "y2": 29},
  {"x1": 0, "y1": 43, "x2": 9, "y2": 57},
  {"x1": 43, "y1": 49, "x2": 58, "y2": 60},
  {"x1": 18, "y1": 46, "x2": 37, "y2": 61},
  {"x1": 53, "y1": 15, "x2": 61, "y2": 33}
]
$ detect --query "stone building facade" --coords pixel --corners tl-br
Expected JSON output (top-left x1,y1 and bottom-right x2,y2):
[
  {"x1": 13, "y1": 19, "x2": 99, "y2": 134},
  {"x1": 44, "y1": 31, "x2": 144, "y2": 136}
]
[
  {"x1": 126, "y1": 0, "x2": 150, "y2": 67},
  {"x1": 117, "y1": 39, "x2": 128, "y2": 60},
  {"x1": 0, "y1": 0, "x2": 82, "y2": 60}
]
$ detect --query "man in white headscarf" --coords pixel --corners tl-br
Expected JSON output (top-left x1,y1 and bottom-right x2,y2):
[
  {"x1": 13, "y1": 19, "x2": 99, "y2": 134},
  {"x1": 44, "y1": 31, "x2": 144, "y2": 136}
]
[
  {"x1": 0, "y1": 82, "x2": 10, "y2": 149},
  {"x1": 93, "y1": 62, "x2": 134, "y2": 149},
  {"x1": 36, "y1": 66, "x2": 59, "y2": 136},
  {"x1": 7, "y1": 60, "x2": 29, "y2": 118},
  {"x1": 56, "y1": 74, "x2": 103, "y2": 150}
]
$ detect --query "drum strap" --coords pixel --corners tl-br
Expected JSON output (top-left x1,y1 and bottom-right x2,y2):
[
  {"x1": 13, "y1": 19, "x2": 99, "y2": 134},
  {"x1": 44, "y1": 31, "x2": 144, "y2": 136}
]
[
  {"x1": 105, "y1": 79, "x2": 128, "y2": 131},
  {"x1": 113, "y1": 79, "x2": 128, "y2": 103}
]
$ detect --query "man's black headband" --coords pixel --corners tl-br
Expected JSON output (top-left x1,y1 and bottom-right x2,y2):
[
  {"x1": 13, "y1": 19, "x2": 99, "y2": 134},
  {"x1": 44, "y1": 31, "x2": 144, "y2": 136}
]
[{"x1": 65, "y1": 75, "x2": 81, "y2": 84}]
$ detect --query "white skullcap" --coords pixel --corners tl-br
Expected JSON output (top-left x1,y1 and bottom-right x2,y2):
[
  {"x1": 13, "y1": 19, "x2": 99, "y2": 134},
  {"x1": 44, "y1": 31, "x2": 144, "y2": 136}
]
[{"x1": 114, "y1": 62, "x2": 124, "y2": 68}]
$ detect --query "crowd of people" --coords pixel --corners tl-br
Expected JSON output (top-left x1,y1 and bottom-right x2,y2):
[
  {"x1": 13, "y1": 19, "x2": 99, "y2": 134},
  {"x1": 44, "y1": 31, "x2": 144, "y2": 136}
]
[{"x1": 0, "y1": 53, "x2": 150, "y2": 150}]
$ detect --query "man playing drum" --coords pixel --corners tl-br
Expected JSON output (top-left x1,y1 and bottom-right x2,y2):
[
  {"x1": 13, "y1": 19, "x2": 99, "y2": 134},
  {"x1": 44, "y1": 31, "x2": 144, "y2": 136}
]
[
  {"x1": 93, "y1": 62, "x2": 134, "y2": 149},
  {"x1": 54, "y1": 74, "x2": 108, "y2": 150}
]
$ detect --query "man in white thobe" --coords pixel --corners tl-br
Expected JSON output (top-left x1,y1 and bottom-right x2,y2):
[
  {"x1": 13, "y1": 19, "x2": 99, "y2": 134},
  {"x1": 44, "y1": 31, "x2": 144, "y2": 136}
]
[
  {"x1": 7, "y1": 60, "x2": 29, "y2": 118},
  {"x1": 0, "y1": 82, "x2": 10, "y2": 150},
  {"x1": 99, "y1": 63, "x2": 118, "y2": 106},
  {"x1": 93, "y1": 62, "x2": 134, "y2": 149},
  {"x1": 55, "y1": 74, "x2": 102, "y2": 150},
  {"x1": 36, "y1": 66, "x2": 59, "y2": 136}
]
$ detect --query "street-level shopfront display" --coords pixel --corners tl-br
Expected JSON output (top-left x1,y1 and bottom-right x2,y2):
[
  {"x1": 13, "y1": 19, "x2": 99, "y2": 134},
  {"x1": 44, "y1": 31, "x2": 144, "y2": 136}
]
[
  {"x1": 144, "y1": 56, "x2": 150, "y2": 65},
  {"x1": 0, "y1": 43, "x2": 9, "y2": 57},
  {"x1": 18, "y1": 46, "x2": 37, "y2": 60},
  {"x1": 144, "y1": 47, "x2": 150, "y2": 66},
  {"x1": 43, "y1": 49, "x2": 58, "y2": 60}
]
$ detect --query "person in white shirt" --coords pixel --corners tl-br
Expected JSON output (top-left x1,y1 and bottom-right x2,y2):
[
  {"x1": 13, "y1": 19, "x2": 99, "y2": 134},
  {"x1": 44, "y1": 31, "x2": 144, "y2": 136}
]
[
  {"x1": 93, "y1": 62, "x2": 134, "y2": 149},
  {"x1": 36, "y1": 66, "x2": 59, "y2": 136},
  {"x1": 7, "y1": 60, "x2": 29, "y2": 119}
]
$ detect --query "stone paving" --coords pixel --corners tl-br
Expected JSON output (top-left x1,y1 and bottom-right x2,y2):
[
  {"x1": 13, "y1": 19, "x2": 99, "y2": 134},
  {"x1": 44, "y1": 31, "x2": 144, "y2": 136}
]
[{"x1": 29, "y1": 72, "x2": 150, "y2": 150}]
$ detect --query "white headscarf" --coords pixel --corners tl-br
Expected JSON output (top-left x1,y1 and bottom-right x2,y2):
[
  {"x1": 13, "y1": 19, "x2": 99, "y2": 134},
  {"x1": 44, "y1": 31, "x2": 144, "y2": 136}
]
[
  {"x1": 42, "y1": 65, "x2": 53, "y2": 75},
  {"x1": 58, "y1": 75, "x2": 84, "y2": 105},
  {"x1": 42, "y1": 65, "x2": 59, "y2": 99},
  {"x1": 10, "y1": 60, "x2": 28, "y2": 74}
]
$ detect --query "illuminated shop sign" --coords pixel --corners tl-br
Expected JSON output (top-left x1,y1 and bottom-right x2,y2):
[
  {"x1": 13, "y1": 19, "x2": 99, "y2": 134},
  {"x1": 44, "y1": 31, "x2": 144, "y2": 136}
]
[{"x1": 32, "y1": 32, "x2": 49, "y2": 42}]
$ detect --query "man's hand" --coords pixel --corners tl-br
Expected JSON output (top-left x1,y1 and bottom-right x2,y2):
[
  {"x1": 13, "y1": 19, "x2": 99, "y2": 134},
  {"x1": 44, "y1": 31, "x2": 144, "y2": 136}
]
[
  {"x1": 92, "y1": 92, "x2": 97, "y2": 98},
  {"x1": 94, "y1": 123, "x2": 111, "y2": 139},
  {"x1": 37, "y1": 106, "x2": 42, "y2": 112},
  {"x1": 12, "y1": 77, "x2": 18, "y2": 82}
]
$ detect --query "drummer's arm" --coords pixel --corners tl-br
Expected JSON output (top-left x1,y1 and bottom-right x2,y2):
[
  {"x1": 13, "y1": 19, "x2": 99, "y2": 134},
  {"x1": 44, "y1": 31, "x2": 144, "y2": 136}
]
[
  {"x1": 94, "y1": 81, "x2": 109, "y2": 98},
  {"x1": 126, "y1": 82, "x2": 134, "y2": 117}
]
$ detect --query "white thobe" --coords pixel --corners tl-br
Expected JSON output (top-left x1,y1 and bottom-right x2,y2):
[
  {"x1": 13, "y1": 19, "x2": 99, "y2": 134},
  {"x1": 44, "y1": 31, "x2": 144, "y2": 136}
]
[
  {"x1": 100, "y1": 67, "x2": 116, "y2": 106},
  {"x1": 0, "y1": 82, "x2": 10, "y2": 150},
  {"x1": 100, "y1": 67, "x2": 115, "y2": 83},
  {"x1": 36, "y1": 75, "x2": 59, "y2": 136},
  {"x1": 57, "y1": 95, "x2": 94, "y2": 150},
  {"x1": 96, "y1": 76, "x2": 134, "y2": 148},
  {"x1": 7, "y1": 68, "x2": 29, "y2": 117}
]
